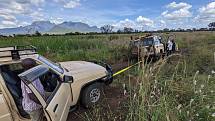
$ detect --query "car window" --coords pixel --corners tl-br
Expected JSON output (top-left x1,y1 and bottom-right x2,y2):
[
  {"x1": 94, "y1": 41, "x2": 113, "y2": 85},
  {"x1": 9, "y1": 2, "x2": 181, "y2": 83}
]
[
  {"x1": 39, "y1": 69, "x2": 61, "y2": 103},
  {"x1": 143, "y1": 38, "x2": 154, "y2": 46},
  {"x1": 38, "y1": 56, "x2": 64, "y2": 74},
  {"x1": 154, "y1": 40, "x2": 160, "y2": 45},
  {"x1": 22, "y1": 67, "x2": 61, "y2": 103}
]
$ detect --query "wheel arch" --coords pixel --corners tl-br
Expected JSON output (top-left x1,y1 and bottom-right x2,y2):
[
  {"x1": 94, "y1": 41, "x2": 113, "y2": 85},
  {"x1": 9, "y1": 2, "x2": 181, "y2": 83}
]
[{"x1": 71, "y1": 76, "x2": 106, "y2": 106}]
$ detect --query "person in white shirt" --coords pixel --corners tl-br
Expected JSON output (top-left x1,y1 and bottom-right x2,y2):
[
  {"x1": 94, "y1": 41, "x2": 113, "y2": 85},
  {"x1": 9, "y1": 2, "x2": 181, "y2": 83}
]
[{"x1": 167, "y1": 40, "x2": 173, "y2": 56}]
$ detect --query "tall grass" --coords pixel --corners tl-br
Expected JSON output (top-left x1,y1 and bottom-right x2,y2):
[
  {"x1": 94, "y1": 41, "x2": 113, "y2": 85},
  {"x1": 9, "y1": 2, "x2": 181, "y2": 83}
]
[
  {"x1": 125, "y1": 55, "x2": 215, "y2": 121},
  {"x1": 0, "y1": 35, "x2": 128, "y2": 62}
]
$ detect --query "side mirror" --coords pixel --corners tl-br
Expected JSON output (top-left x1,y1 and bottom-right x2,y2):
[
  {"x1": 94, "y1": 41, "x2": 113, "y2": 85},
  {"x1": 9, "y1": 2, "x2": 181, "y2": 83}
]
[
  {"x1": 56, "y1": 62, "x2": 61, "y2": 67},
  {"x1": 63, "y1": 75, "x2": 73, "y2": 83}
]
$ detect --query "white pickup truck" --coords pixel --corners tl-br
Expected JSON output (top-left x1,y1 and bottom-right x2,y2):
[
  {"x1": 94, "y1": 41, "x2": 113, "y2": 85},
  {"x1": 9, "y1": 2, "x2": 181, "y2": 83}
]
[{"x1": 0, "y1": 45, "x2": 113, "y2": 121}]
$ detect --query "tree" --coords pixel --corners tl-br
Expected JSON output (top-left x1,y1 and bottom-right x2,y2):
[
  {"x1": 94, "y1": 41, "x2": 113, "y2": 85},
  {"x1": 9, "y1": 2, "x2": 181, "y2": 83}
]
[
  {"x1": 134, "y1": 29, "x2": 139, "y2": 33},
  {"x1": 123, "y1": 27, "x2": 134, "y2": 33},
  {"x1": 163, "y1": 28, "x2": 169, "y2": 32},
  {"x1": 192, "y1": 28, "x2": 197, "y2": 31},
  {"x1": 35, "y1": 31, "x2": 41, "y2": 36},
  {"x1": 208, "y1": 22, "x2": 215, "y2": 30},
  {"x1": 116, "y1": 29, "x2": 122, "y2": 34},
  {"x1": 100, "y1": 25, "x2": 114, "y2": 33}
]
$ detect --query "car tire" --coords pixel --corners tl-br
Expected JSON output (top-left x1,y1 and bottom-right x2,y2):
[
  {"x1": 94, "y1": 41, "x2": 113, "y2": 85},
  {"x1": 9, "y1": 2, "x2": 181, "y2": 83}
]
[{"x1": 81, "y1": 83, "x2": 104, "y2": 108}]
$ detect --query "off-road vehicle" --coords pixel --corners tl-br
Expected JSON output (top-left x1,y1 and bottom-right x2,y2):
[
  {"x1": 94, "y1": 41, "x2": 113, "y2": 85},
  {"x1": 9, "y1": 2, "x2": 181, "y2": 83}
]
[
  {"x1": 0, "y1": 45, "x2": 113, "y2": 121},
  {"x1": 130, "y1": 35, "x2": 165, "y2": 59}
]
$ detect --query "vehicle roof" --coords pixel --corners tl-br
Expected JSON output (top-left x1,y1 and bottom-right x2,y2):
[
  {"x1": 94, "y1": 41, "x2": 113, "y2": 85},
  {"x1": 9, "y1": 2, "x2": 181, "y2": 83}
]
[
  {"x1": 0, "y1": 54, "x2": 39, "y2": 66},
  {"x1": 0, "y1": 45, "x2": 38, "y2": 65},
  {"x1": 134, "y1": 35, "x2": 159, "y2": 41}
]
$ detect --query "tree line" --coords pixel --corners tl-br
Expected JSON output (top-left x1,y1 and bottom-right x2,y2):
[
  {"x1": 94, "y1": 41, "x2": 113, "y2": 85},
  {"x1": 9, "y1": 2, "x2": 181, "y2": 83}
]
[
  {"x1": 1, "y1": 22, "x2": 215, "y2": 37},
  {"x1": 100, "y1": 22, "x2": 215, "y2": 34}
]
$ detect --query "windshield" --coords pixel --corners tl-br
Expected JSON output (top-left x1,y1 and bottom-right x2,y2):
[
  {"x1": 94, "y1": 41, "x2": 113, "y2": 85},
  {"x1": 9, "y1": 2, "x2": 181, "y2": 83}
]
[
  {"x1": 143, "y1": 37, "x2": 154, "y2": 46},
  {"x1": 38, "y1": 56, "x2": 64, "y2": 74}
]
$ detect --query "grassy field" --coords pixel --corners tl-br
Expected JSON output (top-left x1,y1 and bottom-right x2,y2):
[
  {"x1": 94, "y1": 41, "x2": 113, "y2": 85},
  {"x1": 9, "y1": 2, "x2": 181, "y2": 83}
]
[{"x1": 0, "y1": 31, "x2": 215, "y2": 121}]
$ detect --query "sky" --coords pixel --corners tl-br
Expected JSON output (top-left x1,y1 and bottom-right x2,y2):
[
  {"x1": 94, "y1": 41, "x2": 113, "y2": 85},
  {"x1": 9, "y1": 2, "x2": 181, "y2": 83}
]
[{"x1": 0, "y1": 0, "x2": 215, "y2": 30}]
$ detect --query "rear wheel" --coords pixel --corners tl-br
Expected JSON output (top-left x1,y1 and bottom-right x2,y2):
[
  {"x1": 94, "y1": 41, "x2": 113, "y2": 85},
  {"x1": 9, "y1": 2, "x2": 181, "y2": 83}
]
[{"x1": 81, "y1": 83, "x2": 104, "y2": 108}]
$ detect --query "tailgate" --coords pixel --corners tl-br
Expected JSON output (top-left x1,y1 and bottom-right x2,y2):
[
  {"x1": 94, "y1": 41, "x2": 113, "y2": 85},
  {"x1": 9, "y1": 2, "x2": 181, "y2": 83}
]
[{"x1": 0, "y1": 94, "x2": 13, "y2": 121}]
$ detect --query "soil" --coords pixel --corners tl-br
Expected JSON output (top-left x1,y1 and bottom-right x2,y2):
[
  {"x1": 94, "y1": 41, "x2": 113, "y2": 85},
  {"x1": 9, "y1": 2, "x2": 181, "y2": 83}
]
[{"x1": 67, "y1": 85, "x2": 126, "y2": 121}]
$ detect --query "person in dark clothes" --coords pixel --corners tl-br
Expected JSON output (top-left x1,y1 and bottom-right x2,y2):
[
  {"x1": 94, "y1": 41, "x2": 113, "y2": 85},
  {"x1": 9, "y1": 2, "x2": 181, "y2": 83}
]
[{"x1": 172, "y1": 39, "x2": 176, "y2": 53}]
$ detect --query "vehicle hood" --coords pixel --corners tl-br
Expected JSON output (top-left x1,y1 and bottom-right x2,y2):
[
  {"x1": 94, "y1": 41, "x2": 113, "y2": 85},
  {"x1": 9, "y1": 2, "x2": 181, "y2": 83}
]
[{"x1": 60, "y1": 61, "x2": 107, "y2": 82}]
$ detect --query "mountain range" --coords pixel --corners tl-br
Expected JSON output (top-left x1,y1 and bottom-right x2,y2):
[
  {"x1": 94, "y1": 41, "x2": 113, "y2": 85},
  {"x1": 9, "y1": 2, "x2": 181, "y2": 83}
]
[{"x1": 0, "y1": 21, "x2": 100, "y2": 35}]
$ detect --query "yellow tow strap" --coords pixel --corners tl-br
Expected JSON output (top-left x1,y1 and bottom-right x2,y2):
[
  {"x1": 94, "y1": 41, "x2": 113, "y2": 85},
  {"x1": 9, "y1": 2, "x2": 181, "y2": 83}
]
[{"x1": 113, "y1": 61, "x2": 142, "y2": 77}]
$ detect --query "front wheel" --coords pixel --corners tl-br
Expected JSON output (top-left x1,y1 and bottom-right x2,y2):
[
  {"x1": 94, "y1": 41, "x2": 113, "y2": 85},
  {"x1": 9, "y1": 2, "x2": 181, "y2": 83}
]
[{"x1": 81, "y1": 83, "x2": 104, "y2": 108}]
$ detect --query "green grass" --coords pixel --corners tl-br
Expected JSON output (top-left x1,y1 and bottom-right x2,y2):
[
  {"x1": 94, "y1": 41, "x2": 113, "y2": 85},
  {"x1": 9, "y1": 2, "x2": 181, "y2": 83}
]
[{"x1": 0, "y1": 35, "x2": 129, "y2": 63}]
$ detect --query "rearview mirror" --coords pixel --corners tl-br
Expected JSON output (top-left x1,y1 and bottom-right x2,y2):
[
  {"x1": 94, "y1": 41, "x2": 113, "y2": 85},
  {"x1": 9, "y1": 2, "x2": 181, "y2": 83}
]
[{"x1": 63, "y1": 75, "x2": 73, "y2": 83}]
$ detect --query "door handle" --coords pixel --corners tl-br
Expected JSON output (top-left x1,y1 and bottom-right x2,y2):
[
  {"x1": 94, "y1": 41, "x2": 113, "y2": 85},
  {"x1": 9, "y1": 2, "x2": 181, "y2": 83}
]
[{"x1": 53, "y1": 104, "x2": 58, "y2": 112}]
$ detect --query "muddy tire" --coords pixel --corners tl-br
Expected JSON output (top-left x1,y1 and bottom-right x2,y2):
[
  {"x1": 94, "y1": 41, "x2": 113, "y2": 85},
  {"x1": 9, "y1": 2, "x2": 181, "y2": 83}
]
[{"x1": 81, "y1": 83, "x2": 104, "y2": 108}]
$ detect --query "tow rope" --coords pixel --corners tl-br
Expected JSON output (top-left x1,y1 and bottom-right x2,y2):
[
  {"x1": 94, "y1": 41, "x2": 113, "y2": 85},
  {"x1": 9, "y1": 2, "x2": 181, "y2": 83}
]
[{"x1": 113, "y1": 61, "x2": 142, "y2": 77}]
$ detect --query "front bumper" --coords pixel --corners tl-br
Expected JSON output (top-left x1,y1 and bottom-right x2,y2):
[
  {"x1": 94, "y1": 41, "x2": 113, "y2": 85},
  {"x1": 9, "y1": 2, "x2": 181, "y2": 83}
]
[{"x1": 90, "y1": 60, "x2": 113, "y2": 85}]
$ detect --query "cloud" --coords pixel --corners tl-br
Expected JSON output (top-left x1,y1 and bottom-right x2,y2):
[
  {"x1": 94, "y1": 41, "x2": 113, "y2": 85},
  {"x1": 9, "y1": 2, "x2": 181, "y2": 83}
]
[
  {"x1": 19, "y1": 21, "x2": 30, "y2": 26},
  {"x1": 0, "y1": 19, "x2": 30, "y2": 29},
  {"x1": 115, "y1": 19, "x2": 136, "y2": 28},
  {"x1": 30, "y1": 11, "x2": 44, "y2": 21},
  {"x1": 30, "y1": 0, "x2": 45, "y2": 6},
  {"x1": 0, "y1": 20, "x2": 18, "y2": 28},
  {"x1": 64, "y1": 0, "x2": 81, "y2": 8},
  {"x1": 50, "y1": 17, "x2": 64, "y2": 24},
  {"x1": 160, "y1": 20, "x2": 166, "y2": 24},
  {"x1": 136, "y1": 16, "x2": 154, "y2": 27},
  {"x1": 2, "y1": 20, "x2": 17, "y2": 26},
  {"x1": 195, "y1": 2, "x2": 215, "y2": 23},
  {"x1": 166, "y1": 1, "x2": 192, "y2": 10},
  {"x1": 0, "y1": 0, "x2": 45, "y2": 28},
  {"x1": 54, "y1": 0, "x2": 81, "y2": 9},
  {"x1": 0, "y1": 14, "x2": 16, "y2": 21},
  {"x1": 15, "y1": 0, "x2": 45, "y2": 6},
  {"x1": 113, "y1": 16, "x2": 154, "y2": 30},
  {"x1": 162, "y1": 2, "x2": 192, "y2": 20}
]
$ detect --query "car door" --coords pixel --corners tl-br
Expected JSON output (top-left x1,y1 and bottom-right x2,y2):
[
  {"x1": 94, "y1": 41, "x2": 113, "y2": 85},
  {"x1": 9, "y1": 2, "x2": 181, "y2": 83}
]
[
  {"x1": 154, "y1": 39, "x2": 163, "y2": 54},
  {"x1": 0, "y1": 94, "x2": 13, "y2": 121},
  {"x1": 19, "y1": 65, "x2": 72, "y2": 121},
  {"x1": 45, "y1": 83, "x2": 72, "y2": 121}
]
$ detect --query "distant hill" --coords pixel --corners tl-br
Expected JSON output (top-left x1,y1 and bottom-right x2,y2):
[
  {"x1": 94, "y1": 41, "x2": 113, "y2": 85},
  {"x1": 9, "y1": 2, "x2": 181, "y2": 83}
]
[
  {"x1": 48, "y1": 22, "x2": 100, "y2": 34},
  {"x1": 0, "y1": 21, "x2": 100, "y2": 35}
]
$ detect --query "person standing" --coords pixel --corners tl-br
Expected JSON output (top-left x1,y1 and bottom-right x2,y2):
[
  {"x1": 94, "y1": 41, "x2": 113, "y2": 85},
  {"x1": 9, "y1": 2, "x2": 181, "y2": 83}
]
[
  {"x1": 21, "y1": 58, "x2": 45, "y2": 121},
  {"x1": 172, "y1": 39, "x2": 176, "y2": 53},
  {"x1": 167, "y1": 40, "x2": 173, "y2": 56}
]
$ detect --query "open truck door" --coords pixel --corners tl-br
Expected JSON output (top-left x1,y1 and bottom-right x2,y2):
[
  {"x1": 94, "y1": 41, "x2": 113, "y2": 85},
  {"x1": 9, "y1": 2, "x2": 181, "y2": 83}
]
[
  {"x1": 19, "y1": 65, "x2": 72, "y2": 121},
  {"x1": 0, "y1": 94, "x2": 13, "y2": 121}
]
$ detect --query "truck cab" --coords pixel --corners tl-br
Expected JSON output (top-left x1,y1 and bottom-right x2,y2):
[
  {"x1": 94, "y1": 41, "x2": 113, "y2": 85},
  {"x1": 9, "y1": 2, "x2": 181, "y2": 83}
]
[
  {"x1": 130, "y1": 35, "x2": 165, "y2": 59},
  {"x1": 0, "y1": 45, "x2": 113, "y2": 121}
]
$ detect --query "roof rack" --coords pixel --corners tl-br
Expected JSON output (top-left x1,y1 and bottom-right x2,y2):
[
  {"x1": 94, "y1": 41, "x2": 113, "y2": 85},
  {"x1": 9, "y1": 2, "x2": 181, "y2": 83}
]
[{"x1": 0, "y1": 45, "x2": 37, "y2": 61}]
